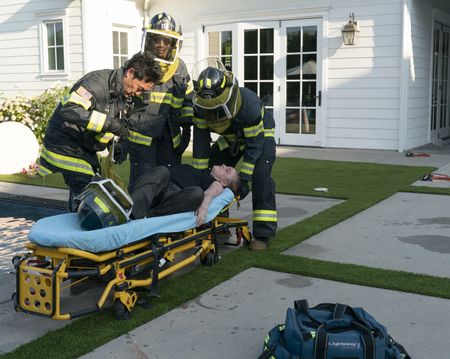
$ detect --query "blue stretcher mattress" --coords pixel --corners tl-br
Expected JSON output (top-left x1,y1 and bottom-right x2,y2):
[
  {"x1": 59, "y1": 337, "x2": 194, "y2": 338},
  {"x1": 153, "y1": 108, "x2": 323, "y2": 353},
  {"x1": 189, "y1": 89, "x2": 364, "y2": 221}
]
[{"x1": 28, "y1": 189, "x2": 234, "y2": 253}]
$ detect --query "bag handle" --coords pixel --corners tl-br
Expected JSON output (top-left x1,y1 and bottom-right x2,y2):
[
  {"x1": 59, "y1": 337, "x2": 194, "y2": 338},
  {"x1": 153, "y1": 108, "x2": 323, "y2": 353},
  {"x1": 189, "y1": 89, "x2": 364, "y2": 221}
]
[
  {"x1": 314, "y1": 321, "x2": 376, "y2": 359},
  {"x1": 294, "y1": 300, "x2": 348, "y2": 325}
]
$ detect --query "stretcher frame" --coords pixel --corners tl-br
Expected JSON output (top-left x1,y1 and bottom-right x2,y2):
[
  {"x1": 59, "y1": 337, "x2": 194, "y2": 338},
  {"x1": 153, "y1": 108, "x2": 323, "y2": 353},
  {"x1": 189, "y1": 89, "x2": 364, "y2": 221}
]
[{"x1": 12, "y1": 216, "x2": 251, "y2": 320}]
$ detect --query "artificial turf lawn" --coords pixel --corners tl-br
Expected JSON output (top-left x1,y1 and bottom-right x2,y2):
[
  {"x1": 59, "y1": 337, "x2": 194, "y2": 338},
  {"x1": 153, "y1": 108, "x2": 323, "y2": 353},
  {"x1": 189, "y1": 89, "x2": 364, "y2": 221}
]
[{"x1": 1, "y1": 156, "x2": 450, "y2": 359}]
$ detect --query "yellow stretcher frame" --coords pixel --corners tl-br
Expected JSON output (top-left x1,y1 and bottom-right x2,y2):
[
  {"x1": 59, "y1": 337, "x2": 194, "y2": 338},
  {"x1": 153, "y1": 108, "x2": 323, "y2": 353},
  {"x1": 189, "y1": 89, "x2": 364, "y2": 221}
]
[{"x1": 12, "y1": 216, "x2": 251, "y2": 320}]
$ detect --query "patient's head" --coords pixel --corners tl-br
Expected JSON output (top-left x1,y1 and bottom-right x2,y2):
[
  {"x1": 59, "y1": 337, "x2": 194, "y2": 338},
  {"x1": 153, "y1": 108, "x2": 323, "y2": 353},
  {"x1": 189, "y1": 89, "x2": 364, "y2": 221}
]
[{"x1": 211, "y1": 164, "x2": 240, "y2": 194}]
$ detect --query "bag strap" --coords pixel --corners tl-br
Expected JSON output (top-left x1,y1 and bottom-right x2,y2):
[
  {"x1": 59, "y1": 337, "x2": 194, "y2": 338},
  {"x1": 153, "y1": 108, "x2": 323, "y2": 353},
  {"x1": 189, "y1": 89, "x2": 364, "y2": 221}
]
[
  {"x1": 314, "y1": 321, "x2": 376, "y2": 359},
  {"x1": 388, "y1": 335, "x2": 411, "y2": 359},
  {"x1": 294, "y1": 300, "x2": 348, "y2": 324}
]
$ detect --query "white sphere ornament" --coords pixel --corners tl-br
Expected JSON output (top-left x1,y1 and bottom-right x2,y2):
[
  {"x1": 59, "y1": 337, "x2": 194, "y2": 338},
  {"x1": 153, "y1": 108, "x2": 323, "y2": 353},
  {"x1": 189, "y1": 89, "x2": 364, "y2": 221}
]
[{"x1": 0, "y1": 121, "x2": 40, "y2": 175}]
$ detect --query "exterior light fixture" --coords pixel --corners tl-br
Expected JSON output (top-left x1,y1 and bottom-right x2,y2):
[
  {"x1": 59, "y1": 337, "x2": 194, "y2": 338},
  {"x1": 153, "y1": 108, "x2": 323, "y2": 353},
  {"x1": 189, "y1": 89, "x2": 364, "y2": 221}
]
[{"x1": 341, "y1": 13, "x2": 359, "y2": 46}]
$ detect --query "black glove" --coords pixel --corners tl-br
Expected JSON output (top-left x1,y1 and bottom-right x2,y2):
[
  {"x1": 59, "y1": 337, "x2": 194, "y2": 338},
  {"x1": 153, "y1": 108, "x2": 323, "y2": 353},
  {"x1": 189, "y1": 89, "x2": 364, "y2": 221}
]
[
  {"x1": 106, "y1": 117, "x2": 128, "y2": 138},
  {"x1": 176, "y1": 125, "x2": 191, "y2": 155},
  {"x1": 113, "y1": 138, "x2": 129, "y2": 164},
  {"x1": 237, "y1": 178, "x2": 250, "y2": 200}
]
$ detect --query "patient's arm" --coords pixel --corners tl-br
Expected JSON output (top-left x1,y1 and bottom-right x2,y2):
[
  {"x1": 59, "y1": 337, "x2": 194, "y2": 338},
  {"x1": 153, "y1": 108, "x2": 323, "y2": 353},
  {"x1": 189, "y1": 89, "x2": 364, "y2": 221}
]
[{"x1": 196, "y1": 181, "x2": 224, "y2": 226}]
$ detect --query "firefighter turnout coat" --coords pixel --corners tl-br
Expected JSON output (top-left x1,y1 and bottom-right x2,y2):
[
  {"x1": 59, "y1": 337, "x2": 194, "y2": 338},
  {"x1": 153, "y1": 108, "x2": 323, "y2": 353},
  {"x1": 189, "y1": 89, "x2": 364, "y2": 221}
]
[
  {"x1": 127, "y1": 58, "x2": 193, "y2": 165},
  {"x1": 193, "y1": 87, "x2": 277, "y2": 239},
  {"x1": 39, "y1": 68, "x2": 129, "y2": 178}
]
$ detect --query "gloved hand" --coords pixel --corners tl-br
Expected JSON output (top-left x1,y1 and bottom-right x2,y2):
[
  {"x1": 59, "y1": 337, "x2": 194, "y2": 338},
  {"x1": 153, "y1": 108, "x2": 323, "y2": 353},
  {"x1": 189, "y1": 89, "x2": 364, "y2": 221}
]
[
  {"x1": 106, "y1": 117, "x2": 128, "y2": 138},
  {"x1": 237, "y1": 178, "x2": 250, "y2": 200},
  {"x1": 113, "y1": 138, "x2": 129, "y2": 164},
  {"x1": 175, "y1": 125, "x2": 191, "y2": 155}
]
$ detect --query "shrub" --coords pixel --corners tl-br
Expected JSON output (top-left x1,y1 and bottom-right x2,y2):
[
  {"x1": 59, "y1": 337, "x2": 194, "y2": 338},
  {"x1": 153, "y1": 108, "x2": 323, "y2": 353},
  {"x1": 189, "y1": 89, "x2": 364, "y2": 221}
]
[{"x1": 0, "y1": 84, "x2": 70, "y2": 143}]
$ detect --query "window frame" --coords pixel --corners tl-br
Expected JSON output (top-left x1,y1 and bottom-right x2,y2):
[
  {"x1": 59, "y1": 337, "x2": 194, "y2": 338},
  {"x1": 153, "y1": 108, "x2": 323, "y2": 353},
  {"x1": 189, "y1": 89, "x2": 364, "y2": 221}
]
[
  {"x1": 37, "y1": 9, "x2": 69, "y2": 78},
  {"x1": 112, "y1": 26, "x2": 132, "y2": 69}
]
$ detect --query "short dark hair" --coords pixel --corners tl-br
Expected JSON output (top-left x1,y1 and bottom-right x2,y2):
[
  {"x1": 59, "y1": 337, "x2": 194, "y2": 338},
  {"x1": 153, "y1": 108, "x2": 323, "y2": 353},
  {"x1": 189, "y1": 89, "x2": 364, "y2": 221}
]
[
  {"x1": 226, "y1": 173, "x2": 241, "y2": 196},
  {"x1": 124, "y1": 52, "x2": 161, "y2": 83}
]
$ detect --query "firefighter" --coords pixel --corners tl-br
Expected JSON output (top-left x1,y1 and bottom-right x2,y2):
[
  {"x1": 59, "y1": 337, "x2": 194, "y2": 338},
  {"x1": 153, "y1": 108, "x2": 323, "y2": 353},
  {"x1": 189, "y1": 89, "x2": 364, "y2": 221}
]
[
  {"x1": 125, "y1": 12, "x2": 194, "y2": 191},
  {"x1": 192, "y1": 65, "x2": 277, "y2": 251},
  {"x1": 38, "y1": 52, "x2": 161, "y2": 211}
]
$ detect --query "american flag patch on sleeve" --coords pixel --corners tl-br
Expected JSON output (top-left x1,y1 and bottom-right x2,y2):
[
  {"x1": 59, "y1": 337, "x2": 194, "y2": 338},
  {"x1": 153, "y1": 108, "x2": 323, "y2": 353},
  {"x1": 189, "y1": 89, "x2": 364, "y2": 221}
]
[{"x1": 75, "y1": 85, "x2": 93, "y2": 100}]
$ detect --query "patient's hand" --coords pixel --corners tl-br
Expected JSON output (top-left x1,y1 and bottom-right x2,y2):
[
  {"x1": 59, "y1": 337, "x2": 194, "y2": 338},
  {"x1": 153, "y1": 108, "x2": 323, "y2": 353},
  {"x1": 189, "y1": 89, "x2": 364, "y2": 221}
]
[{"x1": 195, "y1": 203, "x2": 208, "y2": 226}]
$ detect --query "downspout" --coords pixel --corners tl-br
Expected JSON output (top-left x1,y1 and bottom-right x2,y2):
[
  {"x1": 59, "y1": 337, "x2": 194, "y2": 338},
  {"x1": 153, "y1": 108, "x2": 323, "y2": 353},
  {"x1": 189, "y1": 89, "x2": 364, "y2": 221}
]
[
  {"x1": 399, "y1": 0, "x2": 412, "y2": 152},
  {"x1": 81, "y1": 0, "x2": 88, "y2": 74},
  {"x1": 143, "y1": 0, "x2": 151, "y2": 29}
]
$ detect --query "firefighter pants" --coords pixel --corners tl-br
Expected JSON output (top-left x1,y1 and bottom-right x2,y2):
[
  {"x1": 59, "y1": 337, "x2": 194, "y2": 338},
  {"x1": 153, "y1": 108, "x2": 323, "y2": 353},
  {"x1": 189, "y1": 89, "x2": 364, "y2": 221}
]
[{"x1": 209, "y1": 137, "x2": 277, "y2": 239}]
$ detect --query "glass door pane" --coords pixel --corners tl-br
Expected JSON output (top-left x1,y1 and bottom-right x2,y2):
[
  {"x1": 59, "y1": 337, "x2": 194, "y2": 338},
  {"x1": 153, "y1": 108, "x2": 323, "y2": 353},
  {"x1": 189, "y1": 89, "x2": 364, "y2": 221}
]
[{"x1": 243, "y1": 28, "x2": 274, "y2": 117}]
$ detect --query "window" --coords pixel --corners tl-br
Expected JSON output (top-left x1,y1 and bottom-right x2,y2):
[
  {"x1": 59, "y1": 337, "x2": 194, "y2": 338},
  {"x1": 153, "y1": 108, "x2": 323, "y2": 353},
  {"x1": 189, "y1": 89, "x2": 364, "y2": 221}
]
[
  {"x1": 208, "y1": 30, "x2": 232, "y2": 70},
  {"x1": 45, "y1": 21, "x2": 65, "y2": 71},
  {"x1": 37, "y1": 9, "x2": 68, "y2": 77},
  {"x1": 112, "y1": 28, "x2": 129, "y2": 69}
]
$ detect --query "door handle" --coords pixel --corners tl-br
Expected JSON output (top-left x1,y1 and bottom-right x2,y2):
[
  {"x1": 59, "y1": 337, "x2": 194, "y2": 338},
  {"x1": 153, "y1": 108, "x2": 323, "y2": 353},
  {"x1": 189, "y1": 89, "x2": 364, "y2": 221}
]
[{"x1": 316, "y1": 90, "x2": 322, "y2": 107}]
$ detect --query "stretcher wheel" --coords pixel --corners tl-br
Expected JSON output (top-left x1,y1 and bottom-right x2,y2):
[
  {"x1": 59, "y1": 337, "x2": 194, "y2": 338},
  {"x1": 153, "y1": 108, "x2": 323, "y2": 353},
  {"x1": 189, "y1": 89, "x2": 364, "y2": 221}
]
[
  {"x1": 114, "y1": 300, "x2": 131, "y2": 320},
  {"x1": 201, "y1": 252, "x2": 219, "y2": 267},
  {"x1": 11, "y1": 255, "x2": 21, "y2": 268},
  {"x1": 11, "y1": 292, "x2": 19, "y2": 312}
]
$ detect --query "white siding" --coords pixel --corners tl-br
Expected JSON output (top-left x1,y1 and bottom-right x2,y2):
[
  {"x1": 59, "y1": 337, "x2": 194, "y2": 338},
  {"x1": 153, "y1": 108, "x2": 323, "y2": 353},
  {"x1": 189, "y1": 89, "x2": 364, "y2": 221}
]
[{"x1": 0, "y1": 0, "x2": 83, "y2": 97}]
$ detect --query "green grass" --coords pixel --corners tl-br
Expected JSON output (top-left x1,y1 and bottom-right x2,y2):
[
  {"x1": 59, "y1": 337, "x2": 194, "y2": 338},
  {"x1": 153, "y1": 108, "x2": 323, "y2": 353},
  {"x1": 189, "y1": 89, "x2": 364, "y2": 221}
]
[{"x1": 2, "y1": 156, "x2": 450, "y2": 358}]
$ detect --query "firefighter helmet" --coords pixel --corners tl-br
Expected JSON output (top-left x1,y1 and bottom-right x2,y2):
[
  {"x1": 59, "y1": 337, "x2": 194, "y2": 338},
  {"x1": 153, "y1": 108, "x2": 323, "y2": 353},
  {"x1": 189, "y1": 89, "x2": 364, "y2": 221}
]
[
  {"x1": 76, "y1": 178, "x2": 133, "y2": 231},
  {"x1": 193, "y1": 63, "x2": 241, "y2": 122},
  {"x1": 142, "y1": 12, "x2": 182, "y2": 64}
]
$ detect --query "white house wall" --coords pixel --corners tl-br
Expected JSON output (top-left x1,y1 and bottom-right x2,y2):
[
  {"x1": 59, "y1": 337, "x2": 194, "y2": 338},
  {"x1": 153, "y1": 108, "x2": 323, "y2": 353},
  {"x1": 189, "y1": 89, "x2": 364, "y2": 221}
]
[
  {"x1": 81, "y1": 0, "x2": 144, "y2": 73},
  {"x1": 148, "y1": 0, "x2": 405, "y2": 150},
  {"x1": 0, "y1": 0, "x2": 83, "y2": 97}
]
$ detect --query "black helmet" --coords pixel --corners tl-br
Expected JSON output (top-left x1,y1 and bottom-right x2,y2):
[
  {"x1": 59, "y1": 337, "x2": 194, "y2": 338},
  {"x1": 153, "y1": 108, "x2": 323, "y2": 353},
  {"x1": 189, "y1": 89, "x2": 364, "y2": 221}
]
[
  {"x1": 193, "y1": 66, "x2": 241, "y2": 122},
  {"x1": 142, "y1": 13, "x2": 182, "y2": 64},
  {"x1": 76, "y1": 178, "x2": 133, "y2": 231},
  {"x1": 149, "y1": 12, "x2": 177, "y2": 32}
]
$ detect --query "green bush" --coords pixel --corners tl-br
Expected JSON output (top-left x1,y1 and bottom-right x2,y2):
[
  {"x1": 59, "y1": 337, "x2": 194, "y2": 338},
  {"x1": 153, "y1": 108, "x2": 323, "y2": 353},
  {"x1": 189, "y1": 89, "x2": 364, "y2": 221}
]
[{"x1": 0, "y1": 84, "x2": 70, "y2": 143}]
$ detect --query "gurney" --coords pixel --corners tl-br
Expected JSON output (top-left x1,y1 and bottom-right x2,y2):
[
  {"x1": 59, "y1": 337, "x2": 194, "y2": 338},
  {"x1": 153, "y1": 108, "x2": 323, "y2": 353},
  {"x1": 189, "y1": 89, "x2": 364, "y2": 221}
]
[{"x1": 12, "y1": 189, "x2": 251, "y2": 320}]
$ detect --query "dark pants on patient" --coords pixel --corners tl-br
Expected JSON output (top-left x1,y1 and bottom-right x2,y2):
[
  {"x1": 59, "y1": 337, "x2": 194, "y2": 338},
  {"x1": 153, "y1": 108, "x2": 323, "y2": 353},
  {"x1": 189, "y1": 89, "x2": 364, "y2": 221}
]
[{"x1": 130, "y1": 166, "x2": 204, "y2": 219}]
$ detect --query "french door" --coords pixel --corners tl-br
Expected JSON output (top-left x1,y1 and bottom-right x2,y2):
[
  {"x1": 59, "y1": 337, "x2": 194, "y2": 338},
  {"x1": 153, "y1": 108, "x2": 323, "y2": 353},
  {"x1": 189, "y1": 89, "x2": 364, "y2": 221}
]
[
  {"x1": 205, "y1": 18, "x2": 323, "y2": 146},
  {"x1": 431, "y1": 21, "x2": 450, "y2": 142}
]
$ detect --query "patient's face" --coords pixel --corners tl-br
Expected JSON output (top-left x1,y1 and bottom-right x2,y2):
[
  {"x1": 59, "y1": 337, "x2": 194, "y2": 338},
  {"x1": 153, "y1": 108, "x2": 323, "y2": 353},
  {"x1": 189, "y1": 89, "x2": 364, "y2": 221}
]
[{"x1": 211, "y1": 164, "x2": 237, "y2": 187}]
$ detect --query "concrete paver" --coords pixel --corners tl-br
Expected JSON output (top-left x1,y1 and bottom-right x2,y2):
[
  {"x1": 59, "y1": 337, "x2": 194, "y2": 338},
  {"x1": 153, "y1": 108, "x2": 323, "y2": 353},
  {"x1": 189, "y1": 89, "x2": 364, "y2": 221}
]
[
  {"x1": 284, "y1": 192, "x2": 450, "y2": 278},
  {"x1": 80, "y1": 268, "x2": 449, "y2": 359}
]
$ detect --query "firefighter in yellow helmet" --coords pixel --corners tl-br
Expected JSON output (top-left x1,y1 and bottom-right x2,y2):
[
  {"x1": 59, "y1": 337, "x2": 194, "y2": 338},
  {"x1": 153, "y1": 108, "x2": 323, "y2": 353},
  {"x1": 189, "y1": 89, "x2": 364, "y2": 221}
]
[
  {"x1": 192, "y1": 63, "x2": 277, "y2": 251},
  {"x1": 123, "y1": 13, "x2": 194, "y2": 193}
]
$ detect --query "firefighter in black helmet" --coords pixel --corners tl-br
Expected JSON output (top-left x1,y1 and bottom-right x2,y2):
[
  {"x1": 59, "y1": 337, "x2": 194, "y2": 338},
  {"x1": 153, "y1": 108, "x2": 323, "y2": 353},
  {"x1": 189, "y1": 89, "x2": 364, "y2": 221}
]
[
  {"x1": 192, "y1": 62, "x2": 277, "y2": 251},
  {"x1": 124, "y1": 12, "x2": 194, "y2": 193}
]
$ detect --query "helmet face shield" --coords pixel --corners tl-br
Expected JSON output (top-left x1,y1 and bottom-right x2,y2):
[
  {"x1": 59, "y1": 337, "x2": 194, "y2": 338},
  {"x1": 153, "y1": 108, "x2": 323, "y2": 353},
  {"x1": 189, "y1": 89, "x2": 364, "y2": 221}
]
[
  {"x1": 142, "y1": 29, "x2": 182, "y2": 64},
  {"x1": 76, "y1": 178, "x2": 133, "y2": 230},
  {"x1": 193, "y1": 71, "x2": 240, "y2": 121}
]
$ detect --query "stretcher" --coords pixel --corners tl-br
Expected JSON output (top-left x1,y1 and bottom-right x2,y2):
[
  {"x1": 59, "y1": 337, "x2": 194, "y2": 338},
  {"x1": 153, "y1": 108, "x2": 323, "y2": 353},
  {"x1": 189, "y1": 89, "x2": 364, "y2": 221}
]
[{"x1": 12, "y1": 189, "x2": 251, "y2": 320}]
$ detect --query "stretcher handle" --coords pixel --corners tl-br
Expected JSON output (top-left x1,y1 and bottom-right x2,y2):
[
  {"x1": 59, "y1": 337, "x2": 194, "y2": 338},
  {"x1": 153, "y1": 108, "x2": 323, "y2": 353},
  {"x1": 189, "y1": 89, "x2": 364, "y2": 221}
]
[{"x1": 67, "y1": 269, "x2": 100, "y2": 279}]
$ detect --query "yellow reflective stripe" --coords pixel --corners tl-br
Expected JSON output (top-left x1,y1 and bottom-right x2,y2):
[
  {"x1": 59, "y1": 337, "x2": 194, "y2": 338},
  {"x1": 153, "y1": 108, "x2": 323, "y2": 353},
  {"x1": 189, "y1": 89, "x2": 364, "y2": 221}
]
[
  {"x1": 95, "y1": 132, "x2": 114, "y2": 144},
  {"x1": 264, "y1": 128, "x2": 275, "y2": 137},
  {"x1": 220, "y1": 76, "x2": 226, "y2": 88},
  {"x1": 180, "y1": 106, "x2": 193, "y2": 118},
  {"x1": 86, "y1": 110, "x2": 107, "y2": 132},
  {"x1": 172, "y1": 133, "x2": 181, "y2": 148},
  {"x1": 171, "y1": 96, "x2": 183, "y2": 109},
  {"x1": 128, "y1": 130, "x2": 153, "y2": 146},
  {"x1": 261, "y1": 106, "x2": 265, "y2": 117},
  {"x1": 62, "y1": 91, "x2": 91, "y2": 110},
  {"x1": 37, "y1": 163, "x2": 53, "y2": 176},
  {"x1": 149, "y1": 92, "x2": 172, "y2": 104},
  {"x1": 206, "y1": 78, "x2": 212, "y2": 88},
  {"x1": 192, "y1": 158, "x2": 208, "y2": 169},
  {"x1": 243, "y1": 120, "x2": 264, "y2": 138},
  {"x1": 199, "y1": 79, "x2": 204, "y2": 88},
  {"x1": 94, "y1": 196, "x2": 110, "y2": 213},
  {"x1": 186, "y1": 80, "x2": 194, "y2": 95},
  {"x1": 240, "y1": 162, "x2": 255, "y2": 175},
  {"x1": 194, "y1": 117, "x2": 208, "y2": 129},
  {"x1": 40, "y1": 147, "x2": 94, "y2": 175},
  {"x1": 217, "y1": 136, "x2": 229, "y2": 151},
  {"x1": 253, "y1": 210, "x2": 277, "y2": 222}
]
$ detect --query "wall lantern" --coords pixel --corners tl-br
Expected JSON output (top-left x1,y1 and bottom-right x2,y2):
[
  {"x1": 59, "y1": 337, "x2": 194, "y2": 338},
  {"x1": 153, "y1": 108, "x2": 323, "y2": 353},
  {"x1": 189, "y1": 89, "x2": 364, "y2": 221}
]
[{"x1": 341, "y1": 13, "x2": 359, "y2": 46}]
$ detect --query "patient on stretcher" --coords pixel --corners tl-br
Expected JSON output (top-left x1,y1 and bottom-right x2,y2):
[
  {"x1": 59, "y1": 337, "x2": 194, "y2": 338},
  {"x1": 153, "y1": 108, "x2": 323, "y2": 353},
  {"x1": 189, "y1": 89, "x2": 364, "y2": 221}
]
[{"x1": 76, "y1": 164, "x2": 240, "y2": 231}]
